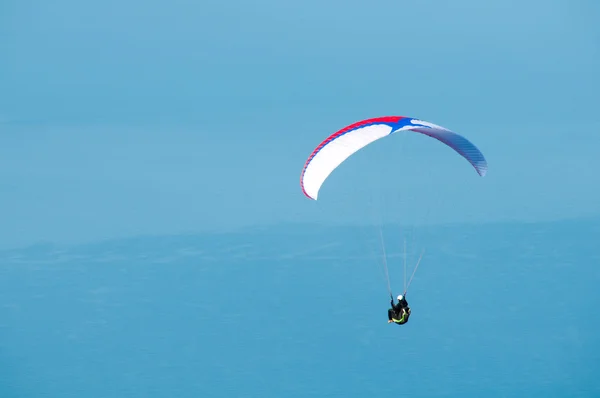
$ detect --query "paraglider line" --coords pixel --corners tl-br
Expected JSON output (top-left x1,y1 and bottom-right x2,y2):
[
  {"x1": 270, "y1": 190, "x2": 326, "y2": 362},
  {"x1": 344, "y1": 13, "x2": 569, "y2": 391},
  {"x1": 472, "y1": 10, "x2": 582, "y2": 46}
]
[
  {"x1": 403, "y1": 237, "x2": 407, "y2": 293},
  {"x1": 405, "y1": 249, "x2": 425, "y2": 295},
  {"x1": 379, "y1": 228, "x2": 392, "y2": 296}
]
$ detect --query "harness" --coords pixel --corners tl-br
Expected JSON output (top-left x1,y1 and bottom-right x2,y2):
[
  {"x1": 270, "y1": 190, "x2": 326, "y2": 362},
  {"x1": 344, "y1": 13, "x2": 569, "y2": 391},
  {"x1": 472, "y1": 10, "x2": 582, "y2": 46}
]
[{"x1": 392, "y1": 308, "x2": 411, "y2": 324}]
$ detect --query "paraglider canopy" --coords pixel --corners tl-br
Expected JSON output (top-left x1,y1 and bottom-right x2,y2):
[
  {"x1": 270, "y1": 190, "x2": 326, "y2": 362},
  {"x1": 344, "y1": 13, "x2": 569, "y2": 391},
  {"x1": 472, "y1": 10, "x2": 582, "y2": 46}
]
[{"x1": 300, "y1": 116, "x2": 487, "y2": 200}]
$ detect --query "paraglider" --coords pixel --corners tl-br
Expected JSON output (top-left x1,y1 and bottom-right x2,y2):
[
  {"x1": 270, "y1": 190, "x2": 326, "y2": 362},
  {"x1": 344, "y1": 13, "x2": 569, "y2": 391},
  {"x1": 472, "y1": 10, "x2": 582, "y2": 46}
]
[
  {"x1": 300, "y1": 116, "x2": 487, "y2": 201},
  {"x1": 299, "y1": 115, "x2": 487, "y2": 325},
  {"x1": 388, "y1": 294, "x2": 411, "y2": 325}
]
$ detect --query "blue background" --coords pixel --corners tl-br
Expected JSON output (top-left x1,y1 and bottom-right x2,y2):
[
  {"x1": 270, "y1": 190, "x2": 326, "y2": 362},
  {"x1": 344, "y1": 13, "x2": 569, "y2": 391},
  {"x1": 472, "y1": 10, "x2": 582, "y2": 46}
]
[{"x1": 1, "y1": 0, "x2": 599, "y2": 396}]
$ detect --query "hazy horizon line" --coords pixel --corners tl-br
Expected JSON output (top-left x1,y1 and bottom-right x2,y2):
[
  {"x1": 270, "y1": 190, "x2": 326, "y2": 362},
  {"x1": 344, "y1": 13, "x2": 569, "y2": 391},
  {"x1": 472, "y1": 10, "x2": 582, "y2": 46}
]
[{"x1": 3, "y1": 212, "x2": 598, "y2": 253}]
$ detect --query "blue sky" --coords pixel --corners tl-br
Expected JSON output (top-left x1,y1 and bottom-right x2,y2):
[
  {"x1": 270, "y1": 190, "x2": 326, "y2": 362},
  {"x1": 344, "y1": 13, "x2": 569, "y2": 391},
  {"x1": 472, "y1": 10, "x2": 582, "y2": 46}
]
[
  {"x1": 1, "y1": 3, "x2": 600, "y2": 396},
  {"x1": 2, "y1": 0, "x2": 600, "y2": 248}
]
